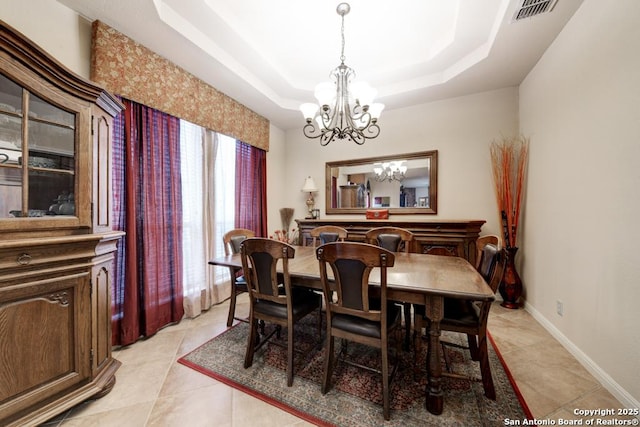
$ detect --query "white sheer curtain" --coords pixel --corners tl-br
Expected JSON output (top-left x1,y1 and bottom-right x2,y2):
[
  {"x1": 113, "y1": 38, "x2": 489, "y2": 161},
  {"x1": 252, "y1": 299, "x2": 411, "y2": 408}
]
[
  {"x1": 180, "y1": 120, "x2": 236, "y2": 318},
  {"x1": 204, "y1": 130, "x2": 236, "y2": 308}
]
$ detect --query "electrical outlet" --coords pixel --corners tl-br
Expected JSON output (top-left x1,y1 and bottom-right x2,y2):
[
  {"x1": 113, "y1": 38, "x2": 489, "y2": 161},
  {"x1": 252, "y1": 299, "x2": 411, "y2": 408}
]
[{"x1": 556, "y1": 300, "x2": 563, "y2": 316}]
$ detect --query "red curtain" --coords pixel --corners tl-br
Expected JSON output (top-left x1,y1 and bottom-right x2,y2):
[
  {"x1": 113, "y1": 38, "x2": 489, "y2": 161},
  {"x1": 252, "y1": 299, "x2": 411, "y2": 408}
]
[
  {"x1": 235, "y1": 140, "x2": 267, "y2": 237},
  {"x1": 111, "y1": 99, "x2": 184, "y2": 346}
]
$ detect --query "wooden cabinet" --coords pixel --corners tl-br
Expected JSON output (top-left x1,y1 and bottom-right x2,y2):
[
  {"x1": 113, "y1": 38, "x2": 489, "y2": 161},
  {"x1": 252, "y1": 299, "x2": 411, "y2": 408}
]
[
  {"x1": 296, "y1": 218, "x2": 485, "y2": 265},
  {"x1": 339, "y1": 184, "x2": 360, "y2": 208},
  {"x1": 0, "y1": 21, "x2": 123, "y2": 426}
]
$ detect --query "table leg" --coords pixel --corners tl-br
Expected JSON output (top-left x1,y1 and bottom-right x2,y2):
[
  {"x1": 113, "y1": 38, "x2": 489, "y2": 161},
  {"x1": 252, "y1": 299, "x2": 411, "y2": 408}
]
[{"x1": 425, "y1": 295, "x2": 444, "y2": 415}]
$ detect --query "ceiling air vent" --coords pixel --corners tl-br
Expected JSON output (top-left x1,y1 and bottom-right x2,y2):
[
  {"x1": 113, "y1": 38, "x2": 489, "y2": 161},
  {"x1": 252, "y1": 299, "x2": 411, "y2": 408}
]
[{"x1": 512, "y1": 0, "x2": 558, "y2": 21}]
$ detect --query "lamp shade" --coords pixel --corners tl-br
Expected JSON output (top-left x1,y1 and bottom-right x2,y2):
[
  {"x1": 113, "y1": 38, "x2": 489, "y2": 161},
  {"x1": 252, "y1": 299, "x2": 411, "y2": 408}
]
[
  {"x1": 300, "y1": 103, "x2": 319, "y2": 120},
  {"x1": 301, "y1": 176, "x2": 318, "y2": 192}
]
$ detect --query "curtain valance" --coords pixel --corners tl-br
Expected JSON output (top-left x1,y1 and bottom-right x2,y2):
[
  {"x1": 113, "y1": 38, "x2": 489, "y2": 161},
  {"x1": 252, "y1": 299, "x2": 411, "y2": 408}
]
[{"x1": 90, "y1": 20, "x2": 269, "y2": 151}]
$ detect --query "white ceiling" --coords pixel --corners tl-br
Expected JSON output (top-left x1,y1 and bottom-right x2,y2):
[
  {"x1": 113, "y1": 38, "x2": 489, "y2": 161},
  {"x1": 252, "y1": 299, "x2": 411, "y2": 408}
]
[{"x1": 58, "y1": 0, "x2": 583, "y2": 130}]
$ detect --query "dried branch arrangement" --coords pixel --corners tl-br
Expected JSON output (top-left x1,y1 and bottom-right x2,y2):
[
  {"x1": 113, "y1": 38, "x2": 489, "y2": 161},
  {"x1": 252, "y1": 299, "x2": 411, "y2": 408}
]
[
  {"x1": 279, "y1": 207, "x2": 295, "y2": 233},
  {"x1": 490, "y1": 135, "x2": 529, "y2": 248}
]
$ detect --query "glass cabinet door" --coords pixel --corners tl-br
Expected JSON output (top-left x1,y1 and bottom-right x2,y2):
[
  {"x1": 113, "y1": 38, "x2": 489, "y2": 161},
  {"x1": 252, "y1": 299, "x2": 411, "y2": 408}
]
[{"x1": 0, "y1": 73, "x2": 76, "y2": 219}]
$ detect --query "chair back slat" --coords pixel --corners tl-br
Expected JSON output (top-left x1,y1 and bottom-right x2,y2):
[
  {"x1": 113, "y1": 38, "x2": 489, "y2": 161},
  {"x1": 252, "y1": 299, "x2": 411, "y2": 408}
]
[
  {"x1": 309, "y1": 225, "x2": 348, "y2": 247},
  {"x1": 241, "y1": 238, "x2": 294, "y2": 305},
  {"x1": 478, "y1": 243, "x2": 499, "y2": 283},
  {"x1": 223, "y1": 228, "x2": 255, "y2": 256},
  {"x1": 317, "y1": 242, "x2": 395, "y2": 322},
  {"x1": 365, "y1": 227, "x2": 414, "y2": 253}
]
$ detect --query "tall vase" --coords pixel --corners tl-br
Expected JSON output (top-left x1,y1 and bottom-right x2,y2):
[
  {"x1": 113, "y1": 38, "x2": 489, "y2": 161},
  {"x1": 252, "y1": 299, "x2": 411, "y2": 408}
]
[{"x1": 499, "y1": 246, "x2": 523, "y2": 309}]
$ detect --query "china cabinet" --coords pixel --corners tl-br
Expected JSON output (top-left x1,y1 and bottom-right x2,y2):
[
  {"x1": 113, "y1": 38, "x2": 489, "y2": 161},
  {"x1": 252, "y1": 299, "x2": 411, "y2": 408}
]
[{"x1": 1, "y1": 21, "x2": 123, "y2": 426}]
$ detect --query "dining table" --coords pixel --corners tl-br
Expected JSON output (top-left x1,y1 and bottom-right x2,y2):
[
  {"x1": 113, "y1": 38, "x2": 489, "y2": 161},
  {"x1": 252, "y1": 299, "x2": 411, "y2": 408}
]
[{"x1": 208, "y1": 244, "x2": 494, "y2": 416}]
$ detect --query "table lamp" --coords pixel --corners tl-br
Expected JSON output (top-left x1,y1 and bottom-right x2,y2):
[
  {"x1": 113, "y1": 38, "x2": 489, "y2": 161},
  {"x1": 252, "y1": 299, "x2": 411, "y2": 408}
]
[{"x1": 301, "y1": 176, "x2": 318, "y2": 219}]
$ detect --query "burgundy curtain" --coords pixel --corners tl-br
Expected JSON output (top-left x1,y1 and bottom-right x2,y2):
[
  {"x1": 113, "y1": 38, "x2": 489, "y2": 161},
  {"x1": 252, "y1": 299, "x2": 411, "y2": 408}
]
[
  {"x1": 111, "y1": 98, "x2": 184, "y2": 346},
  {"x1": 235, "y1": 140, "x2": 267, "y2": 237}
]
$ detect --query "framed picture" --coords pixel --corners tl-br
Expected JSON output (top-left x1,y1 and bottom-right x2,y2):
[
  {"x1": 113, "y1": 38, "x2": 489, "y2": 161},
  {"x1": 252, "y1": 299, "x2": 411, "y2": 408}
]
[{"x1": 373, "y1": 196, "x2": 391, "y2": 207}]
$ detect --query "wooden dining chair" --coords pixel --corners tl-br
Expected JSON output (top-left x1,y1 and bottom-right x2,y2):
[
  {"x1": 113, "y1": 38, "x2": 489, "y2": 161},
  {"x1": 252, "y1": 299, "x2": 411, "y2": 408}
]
[
  {"x1": 365, "y1": 226, "x2": 415, "y2": 349},
  {"x1": 414, "y1": 243, "x2": 507, "y2": 399},
  {"x1": 307, "y1": 225, "x2": 348, "y2": 247},
  {"x1": 475, "y1": 234, "x2": 500, "y2": 270},
  {"x1": 316, "y1": 242, "x2": 401, "y2": 420},
  {"x1": 241, "y1": 238, "x2": 322, "y2": 387},
  {"x1": 223, "y1": 228, "x2": 256, "y2": 327}
]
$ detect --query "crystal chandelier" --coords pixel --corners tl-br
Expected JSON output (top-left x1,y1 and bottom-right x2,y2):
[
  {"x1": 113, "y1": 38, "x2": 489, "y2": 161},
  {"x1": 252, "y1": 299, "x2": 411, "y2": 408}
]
[
  {"x1": 373, "y1": 161, "x2": 407, "y2": 182},
  {"x1": 300, "y1": 3, "x2": 384, "y2": 146}
]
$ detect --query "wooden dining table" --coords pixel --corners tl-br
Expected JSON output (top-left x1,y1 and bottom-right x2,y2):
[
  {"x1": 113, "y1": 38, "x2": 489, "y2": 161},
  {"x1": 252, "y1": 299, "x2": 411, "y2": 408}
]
[{"x1": 208, "y1": 244, "x2": 494, "y2": 415}]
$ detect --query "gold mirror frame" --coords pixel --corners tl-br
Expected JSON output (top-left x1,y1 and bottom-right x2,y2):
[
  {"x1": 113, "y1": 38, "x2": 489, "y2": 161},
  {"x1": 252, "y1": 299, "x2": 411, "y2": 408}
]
[{"x1": 325, "y1": 150, "x2": 438, "y2": 215}]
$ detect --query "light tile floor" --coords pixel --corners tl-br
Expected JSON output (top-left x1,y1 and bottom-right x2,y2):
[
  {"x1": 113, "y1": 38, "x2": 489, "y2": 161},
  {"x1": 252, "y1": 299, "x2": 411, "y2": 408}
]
[{"x1": 43, "y1": 295, "x2": 630, "y2": 426}]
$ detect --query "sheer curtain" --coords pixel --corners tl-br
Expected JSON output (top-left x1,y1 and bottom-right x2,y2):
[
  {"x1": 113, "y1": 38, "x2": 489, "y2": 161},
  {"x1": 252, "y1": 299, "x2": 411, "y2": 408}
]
[
  {"x1": 207, "y1": 131, "x2": 236, "y2": 299},
  {"x1": 180, "y1": 120, "x2": 207, "y2": 317},
  {"x1": 181, "y1": 123, "x2": 236, "y2": 318}
]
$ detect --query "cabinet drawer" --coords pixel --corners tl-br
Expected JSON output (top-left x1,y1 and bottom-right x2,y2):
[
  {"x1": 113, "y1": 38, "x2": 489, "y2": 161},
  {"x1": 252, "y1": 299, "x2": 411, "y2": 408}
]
[
  {"x1": 417, "y1": 240, "x2": 464, "y2": 258},
  {"x1": 0, "y1": 237, "x2": 99, "y2": 273}
]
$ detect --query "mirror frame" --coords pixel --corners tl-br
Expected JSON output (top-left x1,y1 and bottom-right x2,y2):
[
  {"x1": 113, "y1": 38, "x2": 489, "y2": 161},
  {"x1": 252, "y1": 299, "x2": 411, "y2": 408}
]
[{"x1": 325, "y1": 150, "x2": 438, "y2": 215}]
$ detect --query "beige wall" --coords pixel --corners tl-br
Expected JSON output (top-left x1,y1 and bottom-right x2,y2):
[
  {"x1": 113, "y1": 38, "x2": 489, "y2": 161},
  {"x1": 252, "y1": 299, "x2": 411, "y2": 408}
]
[
  {"x1": 519, "y1": 0, "x2": 640, "y2": 405},
  {"x1": 1, "y1": 0, "x2": 92, "y2": 78},
  {"x1": 282, "y1": 87, "x2": 519, "y2": 238}
]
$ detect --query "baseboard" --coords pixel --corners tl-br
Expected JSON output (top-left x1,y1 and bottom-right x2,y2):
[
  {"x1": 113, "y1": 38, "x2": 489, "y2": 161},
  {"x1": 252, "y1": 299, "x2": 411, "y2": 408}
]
[{"x1": 523, "y1": 302, "x2": 640, "y2": 411}]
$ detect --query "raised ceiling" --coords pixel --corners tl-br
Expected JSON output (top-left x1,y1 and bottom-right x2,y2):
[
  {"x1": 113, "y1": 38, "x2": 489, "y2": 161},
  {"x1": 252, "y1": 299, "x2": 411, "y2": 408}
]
[{"x1": 58, "y1": 0, "x2": 583, "y2": 129}]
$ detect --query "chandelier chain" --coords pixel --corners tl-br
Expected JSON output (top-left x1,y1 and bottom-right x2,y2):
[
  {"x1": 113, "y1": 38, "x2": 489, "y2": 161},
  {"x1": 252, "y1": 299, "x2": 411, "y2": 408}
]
[{"x1": 340, "y1": 13, "x2": 346, "y2": 63}]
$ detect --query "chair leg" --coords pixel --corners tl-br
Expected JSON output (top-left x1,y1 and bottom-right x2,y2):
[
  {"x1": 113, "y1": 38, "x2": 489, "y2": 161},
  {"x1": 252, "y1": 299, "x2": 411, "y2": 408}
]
[
  {"x1": 227, "y1": 284, "x2": 238, "y2": 327},
  {"x1": 317, "y1": 296, "x2": 323, "y2": 335},
  {"x1": 321, "y1": 334, "x2": 334, "y2": 394},
  {"x1": 244, "y1": 318, "x2": 257, "y2": 369},
  {"x1": 287, "y1": 321, "x2": 294, "y2": 387},
  {"x1": 467, "y1": 334, "x2": 480, "y2": 361},
  {"x1": 381, "y1": 338, "x2": 391, "y2": 421},
  {"x1": 477, "y1": 331, "x2": 496, "y2": 399}
]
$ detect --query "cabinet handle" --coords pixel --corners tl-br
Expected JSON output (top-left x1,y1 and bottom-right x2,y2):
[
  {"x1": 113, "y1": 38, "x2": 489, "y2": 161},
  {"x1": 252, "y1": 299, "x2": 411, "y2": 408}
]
[{"x1": 17, "y1": 253, "x2": 32, "y2": 265}]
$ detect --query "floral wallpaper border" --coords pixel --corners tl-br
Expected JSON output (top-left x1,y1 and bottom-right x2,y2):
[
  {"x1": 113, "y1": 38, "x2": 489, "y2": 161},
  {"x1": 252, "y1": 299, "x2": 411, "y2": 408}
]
[{"x1": 90, "y1": 20, "x2": 269, "y2": 151}]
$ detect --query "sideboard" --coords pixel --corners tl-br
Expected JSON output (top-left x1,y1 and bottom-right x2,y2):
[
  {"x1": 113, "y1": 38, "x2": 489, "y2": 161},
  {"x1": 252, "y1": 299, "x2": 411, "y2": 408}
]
[{"x1": 295, "y1": 219, "x2": 486, "y2": 266}]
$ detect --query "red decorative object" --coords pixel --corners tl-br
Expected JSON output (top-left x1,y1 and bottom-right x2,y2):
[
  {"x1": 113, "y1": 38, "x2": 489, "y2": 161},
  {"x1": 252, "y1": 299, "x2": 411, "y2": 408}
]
[
  {"x1": 491, "y1": 136, "x2": 529, "y2": 309},
  {"x1": 499, "y1": 247, "x2": 523, "y2": 309},
  {"x1": 366, "y1": 209, "x2": 389, "y2": 219}
]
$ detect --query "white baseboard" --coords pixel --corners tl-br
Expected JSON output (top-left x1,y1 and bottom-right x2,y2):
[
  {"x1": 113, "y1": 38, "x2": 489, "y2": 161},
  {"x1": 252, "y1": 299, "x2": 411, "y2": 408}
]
[{"x1": 524, "y1": 302, "x2": 640, "y2": 411}]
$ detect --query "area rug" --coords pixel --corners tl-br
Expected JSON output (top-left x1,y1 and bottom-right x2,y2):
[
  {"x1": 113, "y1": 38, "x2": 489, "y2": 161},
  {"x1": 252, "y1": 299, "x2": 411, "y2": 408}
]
[{"x1": 178, "y1": 317, "x2": 532, "y2": 426}]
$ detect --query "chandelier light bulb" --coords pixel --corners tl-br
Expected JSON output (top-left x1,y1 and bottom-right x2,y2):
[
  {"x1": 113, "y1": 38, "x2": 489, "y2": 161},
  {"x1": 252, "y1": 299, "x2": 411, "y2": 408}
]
[
  {"x1": 300, "y1": 103, "x2": 319, "y2": 121},
  {"x1": 369, "y1": 103, "x2": 385, "y2": 119},
  {"x1": 314, "y1": 82, "x2": 335, "y2": 106}
]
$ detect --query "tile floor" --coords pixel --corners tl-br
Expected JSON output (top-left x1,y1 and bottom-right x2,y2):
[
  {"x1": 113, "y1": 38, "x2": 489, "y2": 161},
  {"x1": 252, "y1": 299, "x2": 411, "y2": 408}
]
[{"x1": 43, "y1": 295, "x2": 630, "y2": 426}]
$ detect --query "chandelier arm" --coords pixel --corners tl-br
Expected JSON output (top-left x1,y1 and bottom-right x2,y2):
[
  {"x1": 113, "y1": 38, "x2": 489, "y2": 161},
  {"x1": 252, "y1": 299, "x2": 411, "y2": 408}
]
[{"x1": 303, "y1": 122, "x2": 323, "y2": 139}]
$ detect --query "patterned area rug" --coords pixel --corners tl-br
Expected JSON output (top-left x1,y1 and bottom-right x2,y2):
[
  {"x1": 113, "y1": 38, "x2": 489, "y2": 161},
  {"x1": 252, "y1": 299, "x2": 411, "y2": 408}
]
[{"x1": 178, "y1": 316, "x2": 531, "y2": 426}]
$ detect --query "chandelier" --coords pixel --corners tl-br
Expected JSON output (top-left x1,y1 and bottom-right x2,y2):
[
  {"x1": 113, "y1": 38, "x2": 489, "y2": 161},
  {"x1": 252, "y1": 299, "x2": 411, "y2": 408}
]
[
  {"x1": 373, "y1": 161, "x2": 407, "y2": 182},
  {"x1": 299, "y1": 3, "x2": 384, "y2": 146}
]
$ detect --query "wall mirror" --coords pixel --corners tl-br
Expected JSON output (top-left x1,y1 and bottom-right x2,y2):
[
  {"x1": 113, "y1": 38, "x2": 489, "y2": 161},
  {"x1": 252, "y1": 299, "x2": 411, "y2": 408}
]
[{"x1": 325, "y1": 150, "x2": 437, "y2": 215}]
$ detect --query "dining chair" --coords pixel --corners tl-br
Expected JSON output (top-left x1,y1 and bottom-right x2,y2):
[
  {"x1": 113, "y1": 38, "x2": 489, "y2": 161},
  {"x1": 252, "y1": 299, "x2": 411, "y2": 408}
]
[
  {"x1": 241, "y1": 238, "x2": 322, "y2": 387},
  {"x1": 307, "y1": 225, "x2": 348, "y2": 247},
  {"x1": 414, "y1": 243, "x2": 507, "y2": 399},
  {"x1": 365, "y1": 226, "x2": 415, "y2": 349},
  {"x1": 316, "y1": 242, "x2": 401, "y2": 420},
  {"x1": 223, "y1": 228, "x2": 256, "y2": 327},
  {"x1": 475, "y1": 234, "x2": 500, "y2": 270}
]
